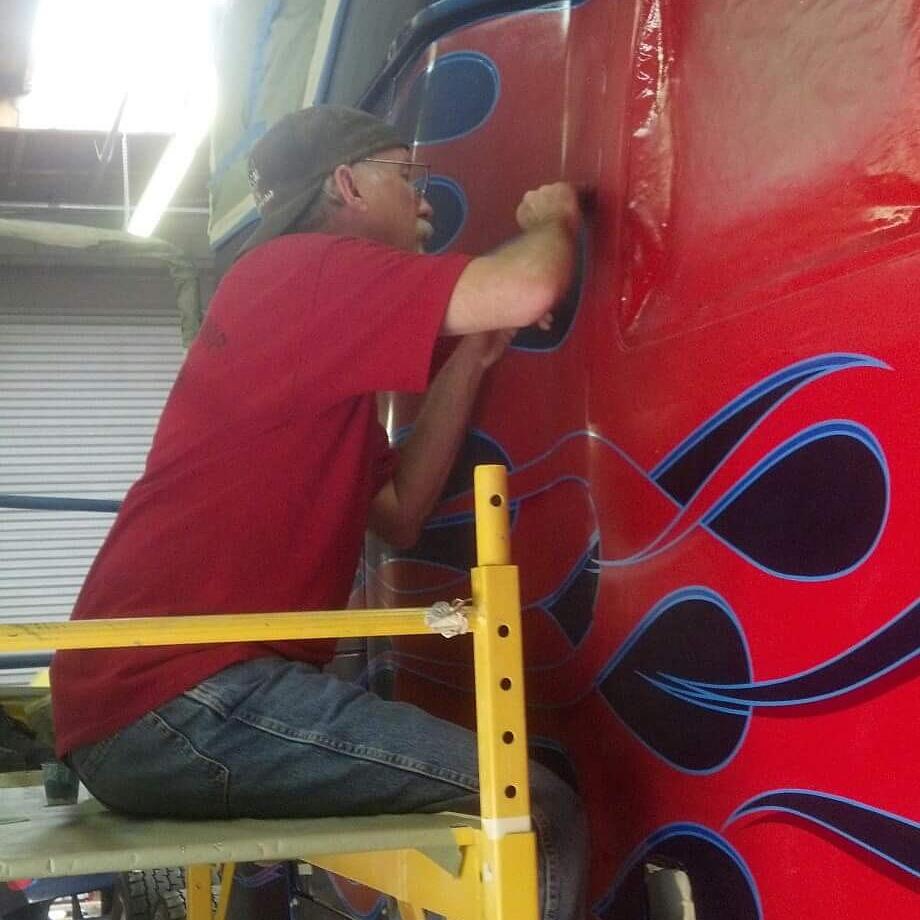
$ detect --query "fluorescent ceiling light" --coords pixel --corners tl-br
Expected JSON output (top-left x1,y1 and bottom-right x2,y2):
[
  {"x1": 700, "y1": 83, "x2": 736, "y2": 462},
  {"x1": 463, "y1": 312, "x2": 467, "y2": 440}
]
[
  {"x1": 127, "y1": 73, "x2": 215, "y2": 237},
  {"x1": 21, "y1": 0, "x2": 225, "y2": 237},
  {"x1": 21, "y1": 0, "x2": 224, "y2": 133}
]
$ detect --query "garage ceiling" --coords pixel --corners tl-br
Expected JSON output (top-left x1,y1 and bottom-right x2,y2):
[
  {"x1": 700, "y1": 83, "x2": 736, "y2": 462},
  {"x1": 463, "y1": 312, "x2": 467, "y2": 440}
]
[
  {"x1": 0, "y1": 0, "x2": 437, "y2": 268},
  {"x1": 0, "y1": 0, "x2": 211, "y2": 264},
  {"x1": 0, "y1": 127, "x2": 211, "y2": 261}
]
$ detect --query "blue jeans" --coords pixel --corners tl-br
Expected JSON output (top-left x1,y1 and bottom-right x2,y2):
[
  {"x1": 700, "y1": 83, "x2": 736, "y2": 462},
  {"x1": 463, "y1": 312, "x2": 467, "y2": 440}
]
[{"x1": 70, "y1": 657, "x2": 586, "y2": 920}]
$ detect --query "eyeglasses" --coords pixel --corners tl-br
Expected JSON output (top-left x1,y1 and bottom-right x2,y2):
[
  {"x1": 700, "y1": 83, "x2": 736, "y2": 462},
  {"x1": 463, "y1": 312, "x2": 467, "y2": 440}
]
[{"x1": 361, "y1": 158, "x2": 431, "y2": 199}]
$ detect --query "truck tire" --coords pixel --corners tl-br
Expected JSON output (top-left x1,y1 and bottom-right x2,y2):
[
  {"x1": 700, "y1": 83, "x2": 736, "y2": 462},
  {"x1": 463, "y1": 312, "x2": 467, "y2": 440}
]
[
  {"x1": 111, "y1": 869, "x2": 184, "y2": 920},
  {"x1": 150, "y1": 891, "x2": 186, "y2": 920}
]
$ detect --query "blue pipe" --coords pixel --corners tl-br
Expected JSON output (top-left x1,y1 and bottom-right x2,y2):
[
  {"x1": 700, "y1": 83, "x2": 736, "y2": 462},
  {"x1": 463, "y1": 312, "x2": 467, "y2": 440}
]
[
  {"x1": 0, "y1": 654, "x2": 53, "y2": 670},
  {"x1": 0, "y1": 494, "x2": 121, "y2": 513}
]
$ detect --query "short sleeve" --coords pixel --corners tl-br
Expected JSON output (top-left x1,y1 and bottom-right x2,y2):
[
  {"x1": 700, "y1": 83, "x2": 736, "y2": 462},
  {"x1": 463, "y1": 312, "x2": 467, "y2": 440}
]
[{"x1": 300, "y1": 237, "x2": 472, "y2": 401}]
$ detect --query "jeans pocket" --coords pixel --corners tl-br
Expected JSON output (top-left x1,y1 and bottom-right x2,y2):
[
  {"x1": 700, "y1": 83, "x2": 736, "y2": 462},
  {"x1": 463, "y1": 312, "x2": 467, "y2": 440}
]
[
  {"x1": 75, "y1": 709, "x2": 231, "y2": 818},
  {"x1": 70, "y1": 731, "x2": 121, "y2": 785},
  {"x1": 185, "y1": 657, "x2": 301, "y2": 718}
]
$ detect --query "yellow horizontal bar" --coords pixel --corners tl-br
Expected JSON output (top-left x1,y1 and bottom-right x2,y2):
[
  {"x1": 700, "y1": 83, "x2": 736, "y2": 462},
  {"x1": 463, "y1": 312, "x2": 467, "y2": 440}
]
[{"x1": 0, "y1": 607, "x2": 474, "y2": 654}]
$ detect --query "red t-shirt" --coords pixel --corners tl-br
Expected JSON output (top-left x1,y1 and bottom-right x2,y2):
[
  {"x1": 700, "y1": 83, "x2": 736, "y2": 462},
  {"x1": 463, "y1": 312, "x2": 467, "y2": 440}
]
[{"x1": 51, "y1": 233, "x2": 471, "y2": 755}]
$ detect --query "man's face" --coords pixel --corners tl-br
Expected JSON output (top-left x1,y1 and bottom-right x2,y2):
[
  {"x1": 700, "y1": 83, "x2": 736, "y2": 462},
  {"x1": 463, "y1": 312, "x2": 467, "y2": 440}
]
[{"x1": 351, "y1": 147, "x2": 434, "y2": 252}]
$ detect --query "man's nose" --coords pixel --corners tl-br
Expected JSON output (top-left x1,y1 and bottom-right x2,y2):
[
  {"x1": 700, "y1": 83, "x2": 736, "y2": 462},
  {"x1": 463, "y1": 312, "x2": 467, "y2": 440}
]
[{"x1": 417, "y1": 194, "x2": 434, "y2": 220}]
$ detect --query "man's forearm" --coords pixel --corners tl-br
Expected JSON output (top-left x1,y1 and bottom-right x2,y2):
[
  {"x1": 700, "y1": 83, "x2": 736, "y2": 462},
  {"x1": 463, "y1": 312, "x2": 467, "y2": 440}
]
[
  {"x1": 442, "y1": 220, "x2": 577, "y2": 335},
  {"x1": 368, "y1": 334, "x2": 500, "y2": 547},
  {"x1": 440, "y1": 182, "x2": 582, "y2": 336}
]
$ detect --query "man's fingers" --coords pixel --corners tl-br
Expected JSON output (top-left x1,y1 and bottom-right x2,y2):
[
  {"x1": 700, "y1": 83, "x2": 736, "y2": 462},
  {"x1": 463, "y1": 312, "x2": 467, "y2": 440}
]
[{"x1": 516, "y1": 182, "x2": 582, "y2": 232}]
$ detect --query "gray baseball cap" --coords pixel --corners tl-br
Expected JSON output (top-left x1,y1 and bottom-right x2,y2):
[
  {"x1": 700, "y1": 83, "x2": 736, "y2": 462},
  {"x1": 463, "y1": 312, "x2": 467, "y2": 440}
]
[{"x1": 238, "y1": 105, "x2": 408, "y2": 257}]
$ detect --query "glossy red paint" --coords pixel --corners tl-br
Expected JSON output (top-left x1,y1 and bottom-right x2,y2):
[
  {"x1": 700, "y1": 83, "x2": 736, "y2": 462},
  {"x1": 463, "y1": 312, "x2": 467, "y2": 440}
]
[{"x1": 358, "y1": 1, "x2": 920, "y2": 917}]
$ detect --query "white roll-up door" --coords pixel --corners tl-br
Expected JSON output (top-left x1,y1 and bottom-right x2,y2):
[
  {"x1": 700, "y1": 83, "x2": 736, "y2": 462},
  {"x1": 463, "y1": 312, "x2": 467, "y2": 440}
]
[{"x1": 0, "y1": 266, "x2": 186, "y2": 684}]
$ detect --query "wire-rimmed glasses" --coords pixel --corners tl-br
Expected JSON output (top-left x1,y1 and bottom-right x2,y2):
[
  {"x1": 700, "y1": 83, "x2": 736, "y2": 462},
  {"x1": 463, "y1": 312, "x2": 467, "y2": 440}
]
[{"x1": 361, "y1": 158, "x2": 431, "y2": 199}]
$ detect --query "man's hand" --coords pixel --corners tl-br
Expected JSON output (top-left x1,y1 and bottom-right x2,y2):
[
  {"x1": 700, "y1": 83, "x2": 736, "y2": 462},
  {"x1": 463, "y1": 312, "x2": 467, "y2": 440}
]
[
  {"x1": 515, "y1": 182, "x2": 582, "y2": 236},
  {"x1": 442, "y1": 181, "x2": 582, "y2": 336}
]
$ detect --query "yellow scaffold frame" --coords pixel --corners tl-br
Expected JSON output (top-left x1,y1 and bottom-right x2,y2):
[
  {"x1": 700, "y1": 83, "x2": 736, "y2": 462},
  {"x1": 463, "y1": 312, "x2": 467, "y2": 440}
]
[{"x1": 0, "y1": 465, "x2": 538, "y2": 920}]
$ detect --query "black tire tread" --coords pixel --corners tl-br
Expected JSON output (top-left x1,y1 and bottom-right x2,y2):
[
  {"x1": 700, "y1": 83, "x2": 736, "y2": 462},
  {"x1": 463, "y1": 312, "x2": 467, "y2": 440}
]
[
  {"x1": 114, "y1": 868, "x2": 185, "y2": 920},
  {"x1": 151, "y1": 890, "x2": 186, "y2": 920}
]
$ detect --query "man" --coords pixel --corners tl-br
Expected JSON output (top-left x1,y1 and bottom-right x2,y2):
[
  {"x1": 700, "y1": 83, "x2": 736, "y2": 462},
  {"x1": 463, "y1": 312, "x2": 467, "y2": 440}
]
[{"x1": 51, "y1": 106, "x2": 585, "y2": 920}]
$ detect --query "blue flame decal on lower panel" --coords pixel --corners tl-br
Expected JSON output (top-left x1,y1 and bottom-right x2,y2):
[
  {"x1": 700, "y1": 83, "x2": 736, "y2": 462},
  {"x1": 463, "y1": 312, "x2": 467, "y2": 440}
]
[
  {"x1": 597, "y1": 591, "x2": 919, "y2": 773},
  {"x1": 702, "y1": 421, "x2": 888, "y2": 580},
  {"x1": 597, "y1": 415, "x2": 889, "y2": 581},
  {"x1": 412, "y1": 355, "x2": 889, "y2": 581},
  {"x1": 726, "y1": 790, "x2": 920, "y2": 881},
  {"x1": 596, "y1": 588, "x2": 753, "y2": 774},
  {"x1": 535, "y1": 534, "x2": 600, "y2": 647},
  {"x1": 594, "y1": 823, "x2": 762, "y2": 920},
  {"x1": 652, "y1": 597, "x2": 919, "y2": 708},
  {"x1": 651, "y1": 353, "x2": 888, "y2": 504}
]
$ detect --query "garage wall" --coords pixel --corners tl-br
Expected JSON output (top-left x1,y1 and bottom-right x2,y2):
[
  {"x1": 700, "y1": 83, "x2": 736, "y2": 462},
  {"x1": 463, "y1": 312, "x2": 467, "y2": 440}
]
[{"x1": 0, "y1": 265, "x2": 186, "y2": 684}]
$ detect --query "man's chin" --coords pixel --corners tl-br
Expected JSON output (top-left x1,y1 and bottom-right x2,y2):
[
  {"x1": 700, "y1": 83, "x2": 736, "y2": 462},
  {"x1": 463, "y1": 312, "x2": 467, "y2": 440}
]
[{"x1": 416, "y1": 222, "x2": 434, "y2": 251}]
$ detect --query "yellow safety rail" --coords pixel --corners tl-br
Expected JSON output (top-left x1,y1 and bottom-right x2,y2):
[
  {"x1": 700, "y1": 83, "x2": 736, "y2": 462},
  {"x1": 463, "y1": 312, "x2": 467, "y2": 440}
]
[{"x1": 0, "y1": 464, "x2": 538, "y2": 920}]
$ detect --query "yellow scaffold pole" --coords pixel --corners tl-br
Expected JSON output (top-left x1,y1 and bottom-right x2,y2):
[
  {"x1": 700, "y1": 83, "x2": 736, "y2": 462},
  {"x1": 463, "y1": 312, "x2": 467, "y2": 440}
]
[{"x1": 471, "y1": 464, "x2": 539, "y2": 920}]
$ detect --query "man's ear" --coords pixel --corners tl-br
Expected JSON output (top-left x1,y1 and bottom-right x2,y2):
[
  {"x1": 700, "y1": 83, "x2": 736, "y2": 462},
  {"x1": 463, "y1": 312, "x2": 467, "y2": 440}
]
[{"x1": 330, "y1": 164, "x2": 366, "y2": 211}]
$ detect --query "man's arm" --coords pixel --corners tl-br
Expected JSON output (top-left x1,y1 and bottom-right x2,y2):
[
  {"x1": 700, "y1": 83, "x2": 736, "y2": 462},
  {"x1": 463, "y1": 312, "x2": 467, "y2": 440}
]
[
  {"x1": 367, "y1": 330, "x2": 513, "y2": 548},
  {"x1": 441, "y1": 182, "x2": 582, "y2": 335},
  {"x1": 368, "y1": 181, "x2": 583, "y2": 546}
]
